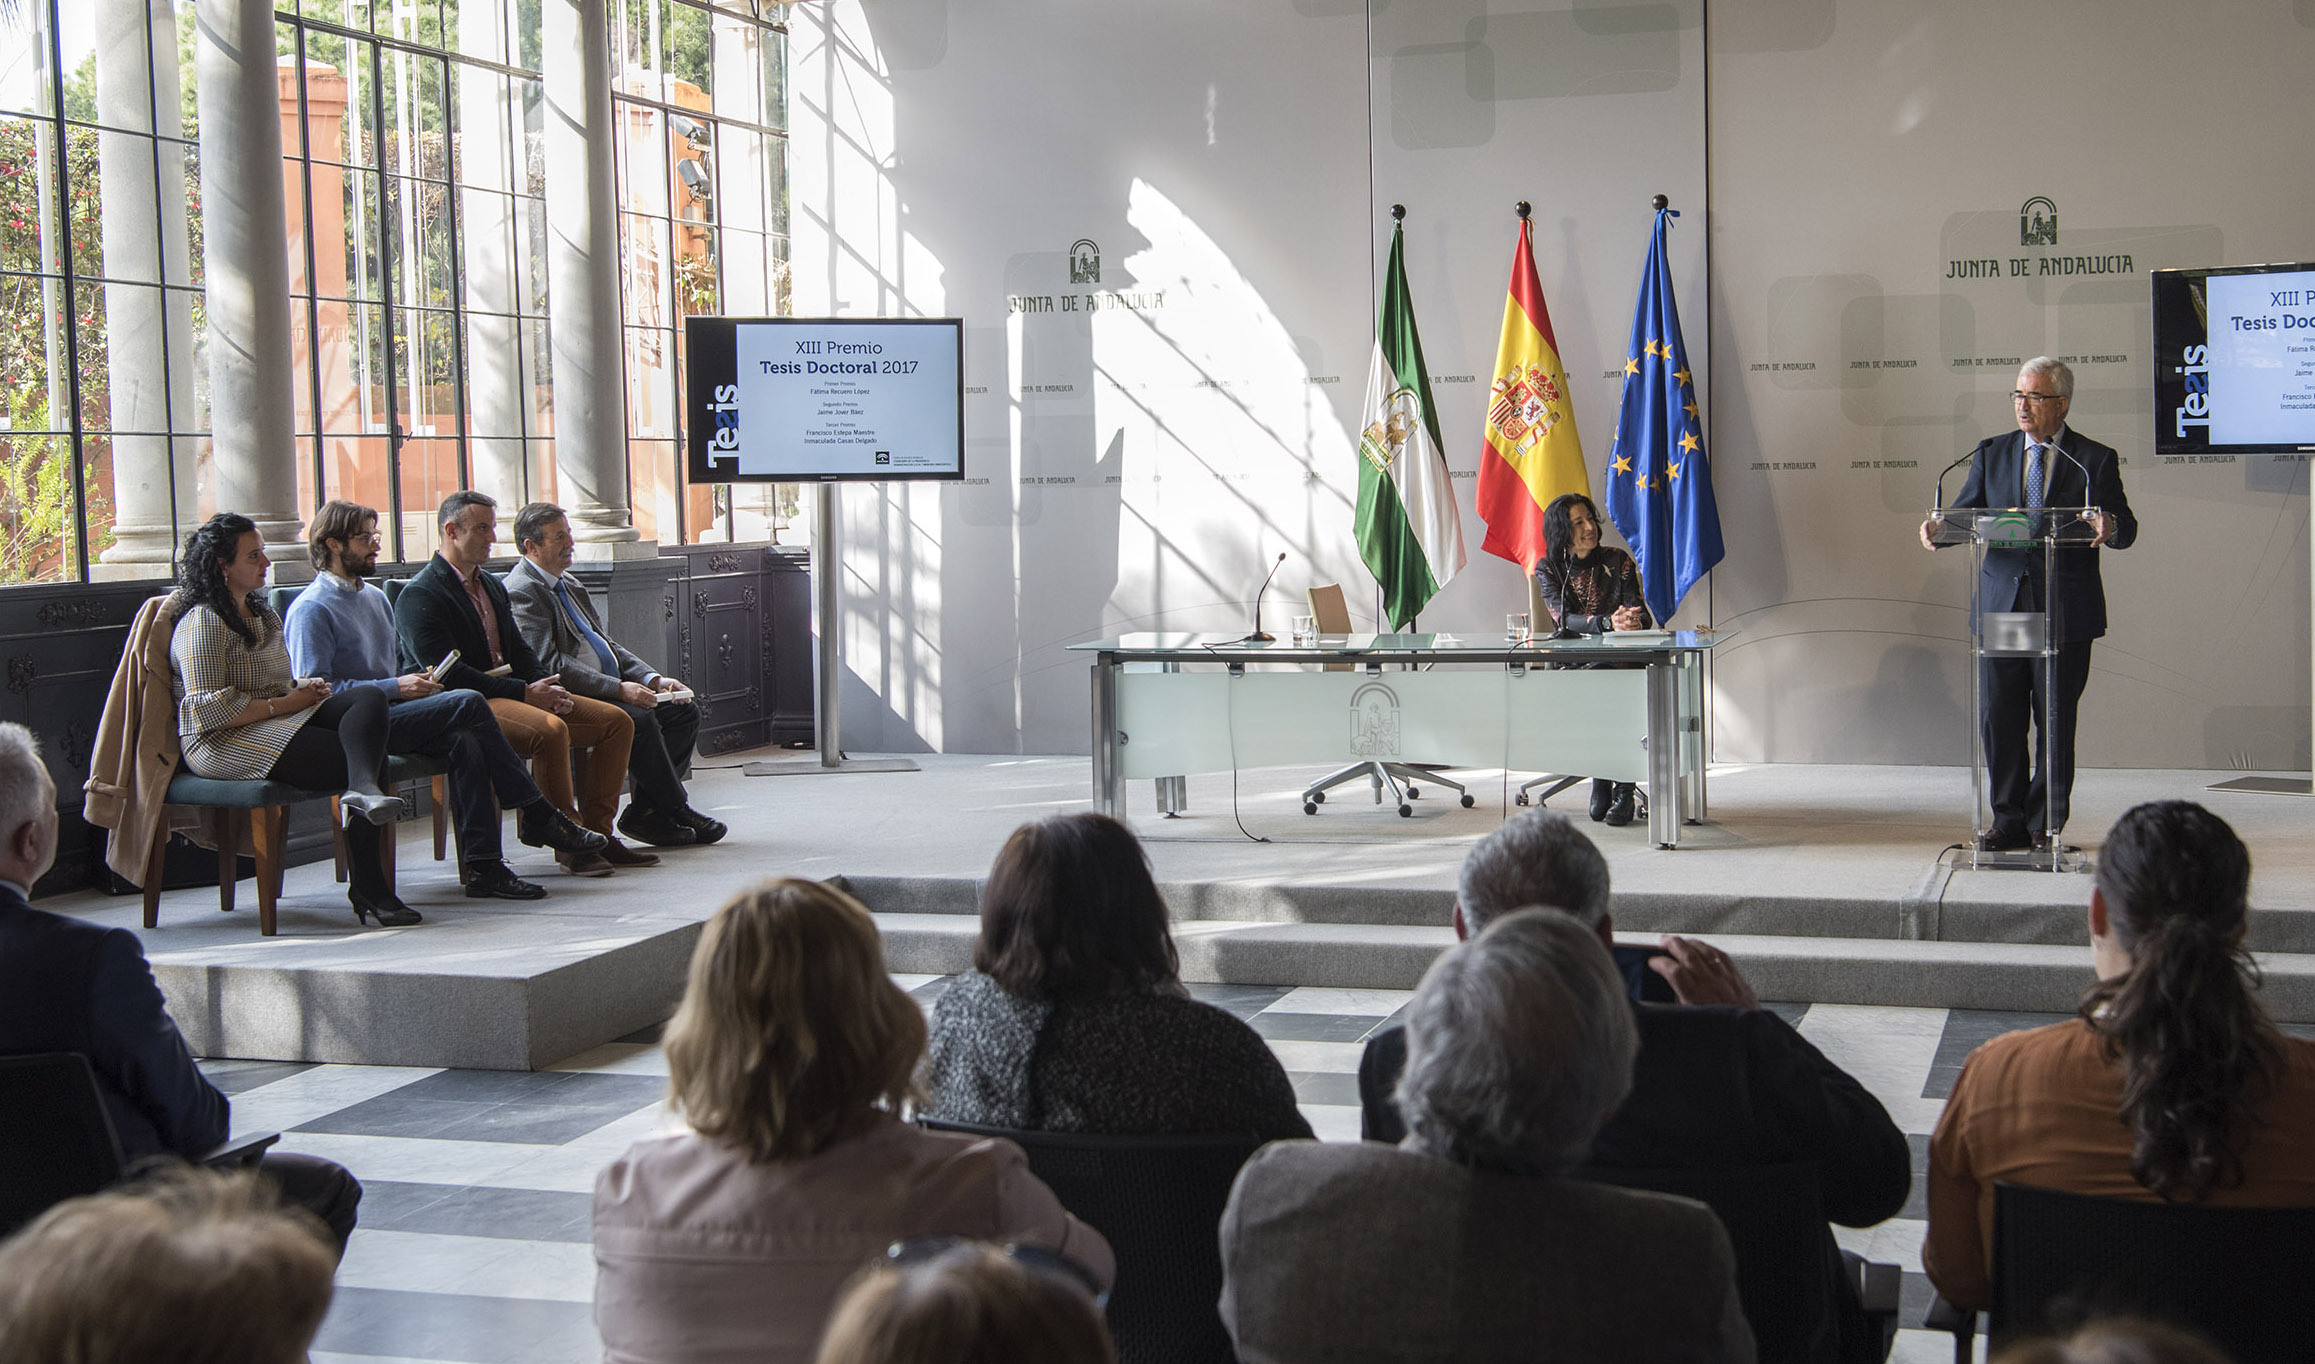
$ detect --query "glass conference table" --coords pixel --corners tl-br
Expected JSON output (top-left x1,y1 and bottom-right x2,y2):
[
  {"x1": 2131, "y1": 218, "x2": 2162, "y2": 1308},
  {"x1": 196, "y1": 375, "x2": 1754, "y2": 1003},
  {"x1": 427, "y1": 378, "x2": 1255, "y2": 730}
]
[{"x1": 1067, "y1": 630, "x2": 1726, "y2": 848}]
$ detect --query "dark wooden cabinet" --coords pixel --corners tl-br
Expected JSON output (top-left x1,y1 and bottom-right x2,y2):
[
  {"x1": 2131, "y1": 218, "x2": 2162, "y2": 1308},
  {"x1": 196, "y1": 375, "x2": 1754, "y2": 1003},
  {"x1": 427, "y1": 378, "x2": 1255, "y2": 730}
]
[{"x1": 656, "y1": 544, "x2": 815, "y2": 758}]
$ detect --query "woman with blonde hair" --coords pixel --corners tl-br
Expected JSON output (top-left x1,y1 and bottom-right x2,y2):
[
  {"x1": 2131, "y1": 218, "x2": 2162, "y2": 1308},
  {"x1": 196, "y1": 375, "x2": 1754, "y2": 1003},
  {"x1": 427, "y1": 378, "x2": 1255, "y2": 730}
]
[
  {"x1": 593, "y1": 878, "x2": 1111, "y2": 1364},
  {"x1": 816, "y1": 1239, "x2": 1115, "y2": 1364}
]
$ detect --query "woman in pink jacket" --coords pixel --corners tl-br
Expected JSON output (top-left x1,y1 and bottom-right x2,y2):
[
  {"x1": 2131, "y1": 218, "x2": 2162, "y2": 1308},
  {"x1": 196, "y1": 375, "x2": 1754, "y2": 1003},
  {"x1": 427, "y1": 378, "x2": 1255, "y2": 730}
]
[{"x1": 593, "y1": 878, "x2": 1112, "y2": 1364}]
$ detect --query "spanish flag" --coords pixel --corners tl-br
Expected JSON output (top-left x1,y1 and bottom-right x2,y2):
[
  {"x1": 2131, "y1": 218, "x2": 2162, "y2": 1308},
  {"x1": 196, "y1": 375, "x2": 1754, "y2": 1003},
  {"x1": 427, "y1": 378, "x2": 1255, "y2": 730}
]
[{"x1": 1475, "y1": 216, "x2": 1587, "y2": 570}]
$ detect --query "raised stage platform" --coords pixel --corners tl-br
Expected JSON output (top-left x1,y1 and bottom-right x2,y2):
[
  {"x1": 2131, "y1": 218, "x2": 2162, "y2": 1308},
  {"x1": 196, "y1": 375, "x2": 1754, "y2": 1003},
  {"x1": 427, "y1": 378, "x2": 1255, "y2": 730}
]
[{"x1": 31, "y1": 753, "x2": 2315, "y2": 1068}]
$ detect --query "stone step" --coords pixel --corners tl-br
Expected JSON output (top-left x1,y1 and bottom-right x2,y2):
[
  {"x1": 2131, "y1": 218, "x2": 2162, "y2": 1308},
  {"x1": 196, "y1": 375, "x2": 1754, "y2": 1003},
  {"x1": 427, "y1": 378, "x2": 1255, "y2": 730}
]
[
  {"x1": 837, "y1": 872, "x2": 2315, "y2": 953},
  {"x1": 869, "y1": 913, "x2": 2315, "y2": 1022}
]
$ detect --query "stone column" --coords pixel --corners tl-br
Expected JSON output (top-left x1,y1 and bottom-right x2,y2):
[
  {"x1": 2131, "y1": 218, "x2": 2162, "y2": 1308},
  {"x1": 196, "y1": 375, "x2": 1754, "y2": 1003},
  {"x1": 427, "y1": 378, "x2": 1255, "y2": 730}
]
[
  {"x1": 541, "y1": 0, "x2": 645, "y2": 554},
  {"x1": 458, "y1": 3, "x2": 527, "y2": 505},
  {"x1": 196, "y1": 0, "x2": 304, "y2": 555},
  {"x1": 91, "y1": 0, "x2": 198, "y2": 578}
]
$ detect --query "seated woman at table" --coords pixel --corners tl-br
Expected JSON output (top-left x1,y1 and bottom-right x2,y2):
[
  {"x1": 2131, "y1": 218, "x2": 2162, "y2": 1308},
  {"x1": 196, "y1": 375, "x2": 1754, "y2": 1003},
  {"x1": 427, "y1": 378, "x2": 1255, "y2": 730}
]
[
  {"x1": 924, "y1": 813, "x2": 1311, "y2": 1140},
  {"x1": 593, "y1": 878, "x2": 1110, "y2": 1364},
  {"x1": 1532, "y1": 492, "x2": 1650, "y2": 827},
  {"x1": 1924, "y1": 800, "x2": 2315, "y2": 1311},
  {"x1": 167, "y1": 512, "x2": 418, "y2": 927}
]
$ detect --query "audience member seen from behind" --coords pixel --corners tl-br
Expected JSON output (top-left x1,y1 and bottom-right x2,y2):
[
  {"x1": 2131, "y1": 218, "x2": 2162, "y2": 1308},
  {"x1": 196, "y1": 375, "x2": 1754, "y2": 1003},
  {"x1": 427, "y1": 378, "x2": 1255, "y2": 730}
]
[
  {"x1": 1359, "y1": 810, "x2": 1906, "y2": 1361},
  {"x1": 816, "y1": 1239, "x2": 1116, "y2": 1364},
  {"x1": 0, "y1": 722, "x2": 364, "y2": 1251},
  {"x1": 1532, "y1": 492, "x2": 1650, "y2": 826},
  {"x1": 1221, "y1": 910, "x2": 1754, "y2": 1364},
  {"x1": 923, "y1": 813, "x2": 1311, "y2": 1138},
  {"x1": 1990, "y1": 1317, "x2": 2234, "y2": 1364},
  {"x1": 0, "y1": 1167, "x2": 336, "y2": 1364},
  {"x1": 1926, "y1": 800, "x2": 2315, "y2": 1311},
  {"x1": 167, "y1": 512, "x2": 419, "y2": 926},
  {"x1": 593, "y1": 879, "x2": 1113, "y2": 1364}
]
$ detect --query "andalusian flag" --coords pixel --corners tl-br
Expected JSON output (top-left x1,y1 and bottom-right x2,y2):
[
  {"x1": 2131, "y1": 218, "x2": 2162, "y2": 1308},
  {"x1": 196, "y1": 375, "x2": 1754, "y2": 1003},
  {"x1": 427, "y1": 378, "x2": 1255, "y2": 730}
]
[
  {"x1": 1356, "y1": 220, "x2": 1465, "y2": 629},
  {"x1": 1476, "y1": 215, "x2": 1587, "y2": 569}
]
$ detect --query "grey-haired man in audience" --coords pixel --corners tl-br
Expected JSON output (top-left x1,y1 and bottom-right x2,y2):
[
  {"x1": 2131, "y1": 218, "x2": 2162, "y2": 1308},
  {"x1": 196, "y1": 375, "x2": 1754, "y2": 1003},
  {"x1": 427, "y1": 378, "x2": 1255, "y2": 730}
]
[{"x1": 1357, "y1": 809, "x2": 1909, "y2": 1364}]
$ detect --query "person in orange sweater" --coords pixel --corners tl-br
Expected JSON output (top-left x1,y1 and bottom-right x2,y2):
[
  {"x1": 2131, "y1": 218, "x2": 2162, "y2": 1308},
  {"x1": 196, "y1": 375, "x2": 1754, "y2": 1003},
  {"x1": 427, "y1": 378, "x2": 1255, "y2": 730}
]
[{"x1": 1924, "y1": 800, "x2": 2315, "y2": 1310}]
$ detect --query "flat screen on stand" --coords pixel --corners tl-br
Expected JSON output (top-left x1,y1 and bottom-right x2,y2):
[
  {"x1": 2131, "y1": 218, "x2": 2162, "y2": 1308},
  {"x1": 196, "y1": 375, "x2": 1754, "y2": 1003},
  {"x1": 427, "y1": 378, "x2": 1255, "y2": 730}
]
[
  {"x1": 2151, "y1": 262, "x2": 2315, "y2": 455},
  {"x1": 685, "y1": 316, "x2": 965, "y2": 482}
]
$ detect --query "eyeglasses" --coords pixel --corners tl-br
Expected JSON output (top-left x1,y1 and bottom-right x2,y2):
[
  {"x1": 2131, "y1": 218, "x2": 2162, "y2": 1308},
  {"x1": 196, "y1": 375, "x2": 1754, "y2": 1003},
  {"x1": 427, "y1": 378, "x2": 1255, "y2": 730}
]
[
  {"x1": 353, "y1": 532, "x2": 384, "y2": 547},
  {"x1": 2011, "y1": 391, "x2": 2064, "y2": 406},
  {"x1": 885, "y1": 1236, "x2": 1108, "y2": 1307}
]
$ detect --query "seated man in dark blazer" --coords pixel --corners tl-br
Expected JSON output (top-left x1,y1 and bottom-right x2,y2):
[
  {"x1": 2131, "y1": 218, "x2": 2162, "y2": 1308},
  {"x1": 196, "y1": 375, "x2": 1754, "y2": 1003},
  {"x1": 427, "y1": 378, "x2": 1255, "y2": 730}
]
[
  {"x1": 1358, "y1": 810, "x2": 1909, "y2": 1364},
  {"x1": 0, "y1": 723, "x2": 361, "y2": 1252},
  {"x1": 393, "y1": 490, "x2": 640, "y2": 876},
  {"x1": 503, "y1": 502, "x2": 724, "y2": 849}
]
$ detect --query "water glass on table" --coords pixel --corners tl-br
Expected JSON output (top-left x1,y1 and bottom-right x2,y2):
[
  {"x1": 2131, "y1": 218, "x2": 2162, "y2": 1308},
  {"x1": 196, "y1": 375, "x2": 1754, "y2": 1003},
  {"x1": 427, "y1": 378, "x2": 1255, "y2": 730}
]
[
  {"x1": 1506, "y1": 611, "x2": 1532, "y2": 644},
  {"x1": 1291, "y1": 613, "x2": 1317, "y2": 645}
]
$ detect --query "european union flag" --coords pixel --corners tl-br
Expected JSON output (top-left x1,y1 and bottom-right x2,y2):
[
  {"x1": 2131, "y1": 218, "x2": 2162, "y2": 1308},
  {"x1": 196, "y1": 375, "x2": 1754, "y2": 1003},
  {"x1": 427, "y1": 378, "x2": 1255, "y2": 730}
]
[{"x1": 1604, "y1": 207, "x2": 1722, "y2": 628}]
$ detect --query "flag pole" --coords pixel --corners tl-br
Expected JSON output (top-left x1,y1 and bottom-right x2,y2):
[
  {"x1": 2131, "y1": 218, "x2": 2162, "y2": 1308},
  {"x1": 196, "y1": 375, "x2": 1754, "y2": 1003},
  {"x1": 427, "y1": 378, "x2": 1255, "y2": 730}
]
[{"x1": 1377, "y1": 202, "x2": 1405, "y2": 632}]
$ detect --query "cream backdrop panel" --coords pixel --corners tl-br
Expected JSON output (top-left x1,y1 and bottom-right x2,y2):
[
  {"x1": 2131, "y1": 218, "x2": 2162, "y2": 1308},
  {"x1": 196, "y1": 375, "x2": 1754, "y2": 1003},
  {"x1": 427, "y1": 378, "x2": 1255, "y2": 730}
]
[{"x1": 790, "y1": 0, "x2": 2311, "y2": 768}]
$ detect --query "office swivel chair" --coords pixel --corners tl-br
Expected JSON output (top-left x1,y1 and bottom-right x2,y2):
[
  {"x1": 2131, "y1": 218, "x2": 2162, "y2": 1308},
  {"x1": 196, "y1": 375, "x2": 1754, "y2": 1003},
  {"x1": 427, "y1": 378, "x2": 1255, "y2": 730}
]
[{"x1": 1297, "y1": 583, "x2": 1474, "y2": 818}]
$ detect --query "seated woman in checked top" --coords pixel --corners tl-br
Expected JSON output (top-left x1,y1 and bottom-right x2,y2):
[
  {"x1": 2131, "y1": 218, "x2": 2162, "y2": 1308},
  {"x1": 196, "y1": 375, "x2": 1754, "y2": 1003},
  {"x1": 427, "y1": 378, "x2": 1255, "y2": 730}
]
[
  {"x1": 922, "y1": 812, "x2": 1312, "y2": 1140},
  {"x1": 1532, "y1": 492, "x2": 1650, "y2": 827},
  {"x1": 165, "y1": 512, "x2": 419, "y2": 928}
]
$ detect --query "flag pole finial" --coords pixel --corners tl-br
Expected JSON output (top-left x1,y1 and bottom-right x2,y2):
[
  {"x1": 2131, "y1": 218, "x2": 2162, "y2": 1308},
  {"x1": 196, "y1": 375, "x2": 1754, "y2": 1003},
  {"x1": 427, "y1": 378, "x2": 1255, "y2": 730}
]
[
  {"x1": 1515, "y1": 201, "x2": 1531, "y2": 220},
  {"x1": 1652, "y1": 194, "x2": 1669, "y2": 212},
  {"x1": 1391, "y1": 203, "x2": 1405, "y2": 222}
]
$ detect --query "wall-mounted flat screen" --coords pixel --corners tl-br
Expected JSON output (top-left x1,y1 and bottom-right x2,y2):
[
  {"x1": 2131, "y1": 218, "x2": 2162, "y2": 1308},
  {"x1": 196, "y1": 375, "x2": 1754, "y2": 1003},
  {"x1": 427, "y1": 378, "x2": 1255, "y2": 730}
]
[
  {"x1": 685, "y1": 316, "x2": 965, "y2": 482},
  {"x1": 2152, "y1": 262, "x2": 2315, "y2": 454}
]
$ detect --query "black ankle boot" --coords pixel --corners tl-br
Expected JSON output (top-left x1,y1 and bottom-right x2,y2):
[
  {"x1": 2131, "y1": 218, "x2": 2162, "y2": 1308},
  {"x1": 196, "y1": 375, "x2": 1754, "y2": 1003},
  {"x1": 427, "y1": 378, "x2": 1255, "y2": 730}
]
[
  {"x1": 1604, "y1": 783, "x2": 1637, "y2": 827},
  {"x1": 1589, "y1": 779, "x2": 1616, "y2": 822}
]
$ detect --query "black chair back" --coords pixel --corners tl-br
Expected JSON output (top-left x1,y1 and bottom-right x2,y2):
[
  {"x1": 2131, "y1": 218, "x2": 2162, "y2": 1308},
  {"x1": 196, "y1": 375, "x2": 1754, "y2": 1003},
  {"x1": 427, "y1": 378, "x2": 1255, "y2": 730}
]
[
  {"x1": 0, "y1": 1053, "x2": 126, "y2": 1237},
  {"x1": 921, "y1": 1118, "x2": 1264, "y2": 1364},
  {"x1": 1991, "y1": 1181, "x2": 2315, "y2": 1363},
  {"x1": 1579, "y1": 1161, "x2": 1841, "y2": 1364},
  {"x1": 265, "y1": 585, "x2": 299, "y2": 620},
  {"x1": 382, "y1": 577, "x2": 407, "y2": 605}
]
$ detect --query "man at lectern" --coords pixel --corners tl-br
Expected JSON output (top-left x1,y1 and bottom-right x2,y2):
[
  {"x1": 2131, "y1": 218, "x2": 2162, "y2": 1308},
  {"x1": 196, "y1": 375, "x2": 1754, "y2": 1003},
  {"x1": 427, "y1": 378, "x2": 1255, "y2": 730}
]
[{"x1": 1919, "y1": 357, "x2": 2137, "y2": 852}]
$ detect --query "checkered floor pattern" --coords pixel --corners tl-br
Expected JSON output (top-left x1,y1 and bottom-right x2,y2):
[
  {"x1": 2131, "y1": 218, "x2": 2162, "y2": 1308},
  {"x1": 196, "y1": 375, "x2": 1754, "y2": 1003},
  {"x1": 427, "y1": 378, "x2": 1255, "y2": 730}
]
[{"x1": 199, "y1": 982, "x2": 2108, "y2": 1364}]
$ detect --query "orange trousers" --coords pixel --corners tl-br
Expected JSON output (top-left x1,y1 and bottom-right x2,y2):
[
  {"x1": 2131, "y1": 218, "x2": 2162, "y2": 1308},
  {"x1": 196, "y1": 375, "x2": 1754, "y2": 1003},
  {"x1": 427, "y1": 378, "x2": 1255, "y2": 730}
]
[{"x1": 487, "y1": 695, "x2": 634, "y2": 835}]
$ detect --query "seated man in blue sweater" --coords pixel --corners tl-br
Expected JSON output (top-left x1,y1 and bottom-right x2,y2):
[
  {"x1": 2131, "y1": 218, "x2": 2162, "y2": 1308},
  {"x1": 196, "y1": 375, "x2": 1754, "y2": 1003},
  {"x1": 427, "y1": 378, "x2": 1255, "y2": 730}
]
[{"x1": 285, "y1": 501, "x2": 605, "y2": 901}]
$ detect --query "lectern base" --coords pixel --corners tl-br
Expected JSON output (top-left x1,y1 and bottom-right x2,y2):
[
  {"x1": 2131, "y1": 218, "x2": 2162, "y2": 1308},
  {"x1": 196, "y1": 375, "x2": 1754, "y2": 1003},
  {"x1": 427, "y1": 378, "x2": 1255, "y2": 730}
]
[{"x1": 1964, "y1": 840, "x2": 2093, "y2": 874}]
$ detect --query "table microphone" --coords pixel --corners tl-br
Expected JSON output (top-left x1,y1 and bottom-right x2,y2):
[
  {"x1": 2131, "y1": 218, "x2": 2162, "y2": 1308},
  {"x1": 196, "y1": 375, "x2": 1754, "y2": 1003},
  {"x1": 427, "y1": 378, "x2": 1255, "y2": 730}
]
[{"x1": 1246, "y1": 552, "x2": 1287, "y2": 642}]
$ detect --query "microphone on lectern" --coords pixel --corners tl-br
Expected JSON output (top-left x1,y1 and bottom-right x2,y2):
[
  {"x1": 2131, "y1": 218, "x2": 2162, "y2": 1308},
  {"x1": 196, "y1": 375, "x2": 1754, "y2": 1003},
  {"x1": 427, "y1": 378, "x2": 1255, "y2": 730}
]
[{"x1": 1246, "y1": 552, "x2": 1288, "y2": 642}]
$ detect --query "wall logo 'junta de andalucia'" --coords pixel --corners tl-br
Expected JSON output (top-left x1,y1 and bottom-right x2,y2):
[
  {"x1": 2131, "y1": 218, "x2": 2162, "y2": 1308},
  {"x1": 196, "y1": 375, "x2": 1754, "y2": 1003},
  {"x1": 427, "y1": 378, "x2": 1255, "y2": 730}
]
[
  {"x1": 2020, "y1": 196, "x2": 2058, "y2": 247},
  {"x1": 1070, "y1": 239, "x2": 1101, "y2": 284}
]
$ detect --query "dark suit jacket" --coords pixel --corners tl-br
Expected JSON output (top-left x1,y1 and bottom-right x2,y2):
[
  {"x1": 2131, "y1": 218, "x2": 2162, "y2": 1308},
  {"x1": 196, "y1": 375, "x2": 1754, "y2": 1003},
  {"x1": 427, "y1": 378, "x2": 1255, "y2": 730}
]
[
  {"x1": 1219, "y1": 1140, "x2": 1755, "y2": 1364},
  {"x1": 393, "y1": 553, "x2": 551, "y2": 702},
  {"x1": 0, "y1": 889, "x2": 229, "y2": 1160},
  {"x1": 501, "y1": 556, "x2": 660, "y2": 705},
  {"x1": 1359, "y1": 1004, "x2": 1908, "y2": 1228},
  {"x1": 1950, "y1": 426, "x2": 2137, "y2": 643}
]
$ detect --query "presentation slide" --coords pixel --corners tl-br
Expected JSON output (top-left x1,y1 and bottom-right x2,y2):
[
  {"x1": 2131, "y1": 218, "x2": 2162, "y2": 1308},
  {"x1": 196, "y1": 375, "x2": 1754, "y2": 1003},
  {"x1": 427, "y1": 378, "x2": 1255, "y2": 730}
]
[
  {"x1": 689, "y1": 318, "x2": 963, "y2": 482},
  {"x1": 2203, "y1": 269, "x2": 2315, "y2": 448}
]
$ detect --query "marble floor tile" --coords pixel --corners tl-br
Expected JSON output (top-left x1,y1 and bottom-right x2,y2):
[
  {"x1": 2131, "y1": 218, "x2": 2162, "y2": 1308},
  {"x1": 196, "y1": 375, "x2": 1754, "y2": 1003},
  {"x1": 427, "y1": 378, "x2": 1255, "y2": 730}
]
[
  {"x1": 1265, "y1": 985, "x2": 1416, "y2": 1017},
  {"x1": 313, "y1": 1286, "x2": 599, "y2": 1364},
  {"x1": 1796, "y1": 1004, "x2": 1952, "y2": 1134},
  {"x1": 355, "y1": 1181, "x2": 596, "y2": 1243},
  {"x1": 1248, "y1": 1011, "x2": 1391, "y2": 1043},
  {"x1": 1302, "y1": 1105, "x2": 1363, "y2": 1143},
  {"x1": 335, "y1": 1228, "x2": 598, "y2": 1303},
  {"x1": 1258, "y1": 1038, "x2": 1372, "y2": 1075},
  {"x1": 197, "y1": 1057, "x2": 320, "y2": 1094},
  {"x1": 543, "y1": 1041, "x2": 670, "y2": 1076},
  {"x1": 1924, "y1": 1009, "x2": 2070, "y2": 1099},
  {"x1": 1290, "y1": 1071, "x2": 1364, "y2": 1107},
  {"x1": 1183, "y1": 981, "x2": 1295, "y2": 1018},
  {"x1": 223, "y1": 1063, "x2": 446, "y2": 1140}
]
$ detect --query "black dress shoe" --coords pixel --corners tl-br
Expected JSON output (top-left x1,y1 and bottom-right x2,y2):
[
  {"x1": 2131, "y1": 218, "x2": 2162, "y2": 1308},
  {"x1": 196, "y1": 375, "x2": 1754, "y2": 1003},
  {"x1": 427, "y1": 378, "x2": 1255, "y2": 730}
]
[
  {"x1": 598, "y1": 836, "x2": 661, "y2": 868},
  {"x1": 676, "y1": 805, "x2": 728, "y2": 846},
  {"x1": 465, "y1": 861, "x2": 548, "y2": 900},
  {"x1": 1978, "y1": 827, "x2": 2031, "y2": 852},
  {"x1": 517, "y1": 802, "x2": 610, "y2": 855},
  {"x1": 617, "y1": 804, "x2": 699, "y2": 848},
  {"x1": 1589, "y1": 779, "x2": 1616, "y2": 823},
  {"x1": 349, "y1": 885, "x2": 423, "y2": 927},
  {"x1": 1603, "y1": 783, "x2": 1637, "y2": 828}
]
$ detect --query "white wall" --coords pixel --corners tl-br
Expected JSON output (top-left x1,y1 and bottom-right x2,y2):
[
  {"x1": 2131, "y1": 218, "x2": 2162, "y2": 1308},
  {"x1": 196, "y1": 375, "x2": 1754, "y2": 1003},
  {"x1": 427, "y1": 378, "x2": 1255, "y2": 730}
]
[{"x1": 791, "y1": 0, "x2": 2314, "y2": 769}]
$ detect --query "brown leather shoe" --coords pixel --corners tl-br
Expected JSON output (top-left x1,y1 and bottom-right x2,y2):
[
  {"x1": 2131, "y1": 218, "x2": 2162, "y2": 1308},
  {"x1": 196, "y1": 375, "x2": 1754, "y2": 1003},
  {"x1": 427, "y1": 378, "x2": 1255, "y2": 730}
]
[
  {"x1": 555, "y1": 848, "x2": 615, "y2": 878},
  {"x1": 596, "y1": 836, "x2": 660, "y2": 868}
]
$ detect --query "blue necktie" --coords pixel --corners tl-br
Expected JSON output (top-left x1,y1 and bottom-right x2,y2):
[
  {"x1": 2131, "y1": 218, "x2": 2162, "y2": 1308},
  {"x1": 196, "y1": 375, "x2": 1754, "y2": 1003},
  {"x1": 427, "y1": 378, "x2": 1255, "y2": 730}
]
[
  {"x1": 556, "y1": 581, "x2": 618, "y2": 672},
  {"x1": 2024, "y1": 444, "x2": 2045, "y2": 509}
]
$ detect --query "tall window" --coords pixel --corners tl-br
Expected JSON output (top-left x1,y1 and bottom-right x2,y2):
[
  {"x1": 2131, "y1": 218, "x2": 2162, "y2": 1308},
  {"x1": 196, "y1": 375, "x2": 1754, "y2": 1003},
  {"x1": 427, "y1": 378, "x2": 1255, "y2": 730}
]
[
  {"x1": 0, "y1": 0, "x2": 209, "y2": 585},
  {"x1": 0, "y1": 0, "x2": 790, "y2": 589},
  {"x1": 610, "y1": 0, "x2": 792, "y2": 546}
]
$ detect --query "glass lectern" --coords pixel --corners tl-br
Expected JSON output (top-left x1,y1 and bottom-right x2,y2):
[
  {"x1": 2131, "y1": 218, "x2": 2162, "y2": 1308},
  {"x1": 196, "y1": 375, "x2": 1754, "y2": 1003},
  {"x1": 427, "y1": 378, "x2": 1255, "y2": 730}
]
[{"x1": 1926, "y1": 505, "x2": 2104, "y2": 871}]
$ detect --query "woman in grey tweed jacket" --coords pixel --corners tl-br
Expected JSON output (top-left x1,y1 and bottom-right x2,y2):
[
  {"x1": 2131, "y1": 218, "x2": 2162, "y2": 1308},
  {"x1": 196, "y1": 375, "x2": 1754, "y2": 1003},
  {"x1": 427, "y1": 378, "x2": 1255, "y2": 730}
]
[{"x1": 923, "y1": 814, "x2": 1310, "y2": 1139}]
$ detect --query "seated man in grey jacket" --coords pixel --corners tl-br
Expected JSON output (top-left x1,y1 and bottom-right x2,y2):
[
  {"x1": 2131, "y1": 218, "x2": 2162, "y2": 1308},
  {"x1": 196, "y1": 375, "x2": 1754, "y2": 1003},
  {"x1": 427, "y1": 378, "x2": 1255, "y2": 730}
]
[
  {"x1": 1220, "y1": 910, "x2": 1754, "y2": 1364},
  {"x1": 502, "y1": 503, "x2": 724, "y2": 849}
]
